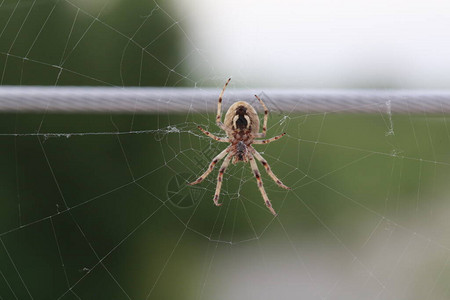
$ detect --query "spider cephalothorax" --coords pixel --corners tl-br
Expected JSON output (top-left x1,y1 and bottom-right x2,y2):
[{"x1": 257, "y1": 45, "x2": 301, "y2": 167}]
[{"x1": 189, "y1": 78, "x2": 290, "y2": 216}]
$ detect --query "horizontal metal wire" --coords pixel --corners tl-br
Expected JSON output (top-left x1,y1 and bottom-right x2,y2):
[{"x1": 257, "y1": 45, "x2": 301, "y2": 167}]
[{"x1": 1, "y1": 86, "x2": 450, "y2": 113}]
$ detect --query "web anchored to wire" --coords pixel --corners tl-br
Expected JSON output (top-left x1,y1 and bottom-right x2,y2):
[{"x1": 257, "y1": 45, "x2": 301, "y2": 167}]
[{"x1": 1, "y1": 0, "x2": 450, "y2": 299}]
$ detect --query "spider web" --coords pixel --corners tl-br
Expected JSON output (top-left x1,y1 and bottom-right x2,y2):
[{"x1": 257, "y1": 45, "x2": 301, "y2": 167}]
[{"x1": 1, "y1": 1, "x2": 450, "y2": 299}]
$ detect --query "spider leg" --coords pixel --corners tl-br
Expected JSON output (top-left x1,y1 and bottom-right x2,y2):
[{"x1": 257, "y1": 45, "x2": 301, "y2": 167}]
[
  {"x1": 249, "y1": 153, "x2": 277, "y2": 216},
  {"x1": 197, "y1": 126, "x2": 229, "y2": 142},
  {"x1": 253, "y1": 133, "x2": 286, "y2": 144},
  {"x1": 216, "y1": 78, "x2": 231, "y2": 130},
  {"x1": 254, "y1": 94, "x2": 268, "y2": 138},
  {"x1": 189, "y1": 147, "x2": 230, "y2": 185},
  {"x1": 250, "y1": 147, "x2": 291, "y2": 190},
  {"x1": 213, "y1": 153, "x2": 232, "y2": 206}
]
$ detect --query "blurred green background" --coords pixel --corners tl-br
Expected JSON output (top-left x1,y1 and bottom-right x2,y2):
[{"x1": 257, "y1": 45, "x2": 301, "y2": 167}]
[
  {"x1": 2, "y1": 0, "x2": 450, "y2": 300},
  {"x1": 2, "y1": 112, "x2": 450, "y2": 299}
]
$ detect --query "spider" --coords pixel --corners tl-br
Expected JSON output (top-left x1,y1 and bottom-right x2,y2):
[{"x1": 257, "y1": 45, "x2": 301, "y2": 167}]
[{"x1": 189, "y1": 78, "x2": 290, "y2": 216}]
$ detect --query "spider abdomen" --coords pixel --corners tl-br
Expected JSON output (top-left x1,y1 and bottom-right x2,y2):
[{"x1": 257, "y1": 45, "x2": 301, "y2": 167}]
[{"x1": 223, "y1": 101, "x2": 260, "y2": 138}]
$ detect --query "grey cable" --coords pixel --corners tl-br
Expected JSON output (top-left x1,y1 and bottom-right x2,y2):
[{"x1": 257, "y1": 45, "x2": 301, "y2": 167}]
[{"x1": 1, "y1": 86, "x2": 450, "y2": 113}]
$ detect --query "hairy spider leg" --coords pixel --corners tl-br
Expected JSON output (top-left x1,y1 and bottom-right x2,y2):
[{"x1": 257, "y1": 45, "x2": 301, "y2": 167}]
[
  {"x1": 250, "y1": 147, "x2": 291, "y2": 190},
  {"x1": 252, "y1": 133, "x2": 286, "y2": 144},
  {"x1": 188, "y1": 147, "x2": 230, "y2": 185},
  {"x1": 213, "y1": 153, "x2": 232, "y2": 206},
  {"x1": 249, "y1": 154, "x2": 277, "y2": 216},
  {"x1": 254, "y1": 94, "x2": 268, "y2": 138},
  {"x1": 216, "y1": 78, "x2": 231, "y2": 131},
  {"x1": 197, "y1": 126, "x2": 229, "y2": 142}
]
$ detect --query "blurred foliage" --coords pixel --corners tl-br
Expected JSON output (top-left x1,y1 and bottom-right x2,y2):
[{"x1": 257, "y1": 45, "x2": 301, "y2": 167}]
[
  {"x1": 0, "y1": 0, "x2": 184, "y2": 86},
  {"x1": 1, "y1": 112, "x2": 450, "y2": 299},
  {"x1": 1, "y1": 1, "x2": 450, "y2": 299}
]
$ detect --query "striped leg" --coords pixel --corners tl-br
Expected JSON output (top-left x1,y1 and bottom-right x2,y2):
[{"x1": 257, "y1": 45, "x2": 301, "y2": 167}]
[
  {"x1": 249, "y1": 154, "x2": 277, "y2": 216},
  {"x1": 216, "y1": 78, "x2": 231, "y2": 130},
  {"x1": 189, "y1": 147, "x2": 230, "y2": 185},
  {"x1": 253, "y1": 133, "x2": 286, "y2": 144},
  {"x1": 213, "y1": 153, "x2": 232, "y2": 206},
  {"x1": 254, "y1": 94, "x2": 268, "y2": 138},
  {"x1": 250, "y1": 147, "x2": 291, "y2": 190},
  {"x1": 197, "y1": 126, "x2": 229, "y2": 142}
]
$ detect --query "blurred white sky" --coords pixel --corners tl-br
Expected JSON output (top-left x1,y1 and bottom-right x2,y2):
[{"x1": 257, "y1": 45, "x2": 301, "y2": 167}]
[{"x1": 174, "y1": 0, "x2": 450, "y2": 88}]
